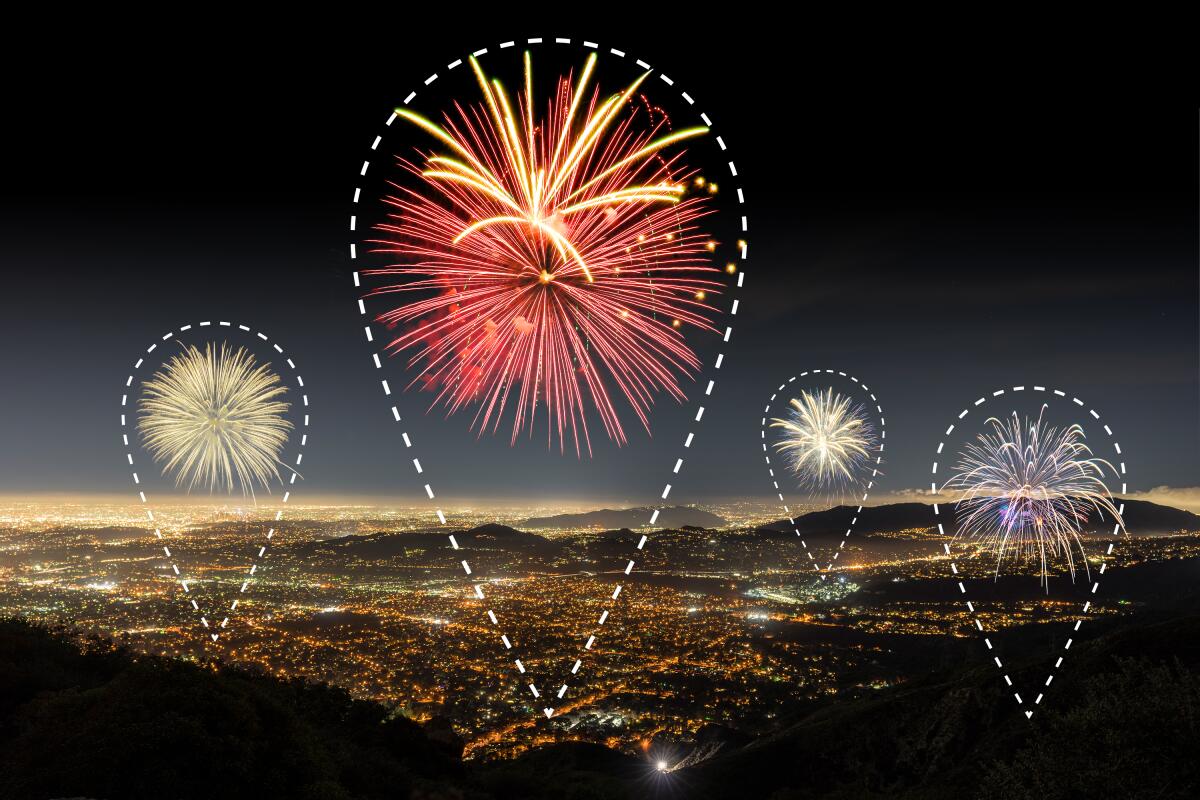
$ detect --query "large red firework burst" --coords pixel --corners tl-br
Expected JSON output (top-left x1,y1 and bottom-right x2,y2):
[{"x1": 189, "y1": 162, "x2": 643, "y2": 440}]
[{"x1": 367, "y1": 53, "x2": 721, "y2": 455}]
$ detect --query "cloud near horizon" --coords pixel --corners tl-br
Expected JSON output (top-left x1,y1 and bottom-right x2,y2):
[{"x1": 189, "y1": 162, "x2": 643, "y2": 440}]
[{"x1": 1121, "y1": 486, "x2": 1200, "y2": 514}]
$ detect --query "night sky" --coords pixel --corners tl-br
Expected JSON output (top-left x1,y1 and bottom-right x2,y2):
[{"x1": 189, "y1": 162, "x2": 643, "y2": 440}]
[{"x1": 2, "y1": 24, "x2": 1196, "y2": 505}]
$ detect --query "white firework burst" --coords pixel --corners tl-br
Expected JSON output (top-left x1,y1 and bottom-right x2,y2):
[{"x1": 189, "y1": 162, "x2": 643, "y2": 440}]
[
  {"x1": 138, "y1": 342, "x2": 294, "y2": 497},
  {"x1": 943, "y1": 404, "x2": 1124, "y2": 585},
  {"x1": 770, "y1": 388, "x2": 878, "y2": 492}
]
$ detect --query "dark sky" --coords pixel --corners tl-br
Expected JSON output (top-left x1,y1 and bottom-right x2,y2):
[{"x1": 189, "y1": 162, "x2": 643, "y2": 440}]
[{"x1": 1, "y1": 23, "x2": 1196, "y2": 505}]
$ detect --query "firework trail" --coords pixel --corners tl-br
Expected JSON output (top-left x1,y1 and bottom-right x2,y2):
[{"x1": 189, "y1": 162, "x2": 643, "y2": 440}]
[
  {"x1": 943, "y1": 404, "x2": 1124, "y2": 585},
  {"x1": 138, "y1": 342, "x2": 293, "y2": 498},
  {"x1": 770, "y1": 389, "x2": 878, "y2": 492},
  {"x1": 367, "y1": 52, "x2": 722, "y2": 455}
]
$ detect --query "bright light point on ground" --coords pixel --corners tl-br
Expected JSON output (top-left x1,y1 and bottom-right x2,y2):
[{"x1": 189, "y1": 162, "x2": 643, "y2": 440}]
[{"x1": 656, "y1": 760, "x2": 668, "y2": 771}]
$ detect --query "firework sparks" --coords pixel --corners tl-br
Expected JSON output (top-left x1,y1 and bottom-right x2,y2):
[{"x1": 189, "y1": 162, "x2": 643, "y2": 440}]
[
  {"x1": 367, "y1": 52, "x2": 721, "y2": 455},
  {"x1": 770, "y1": 389, "x2": 878, "y2": 492},
  {"x1": 138, "y1": 342, "x2": 293, "y2": 498},
  {"x1": 943, "y1": 405, "x2": 1124, "y2": 585}
]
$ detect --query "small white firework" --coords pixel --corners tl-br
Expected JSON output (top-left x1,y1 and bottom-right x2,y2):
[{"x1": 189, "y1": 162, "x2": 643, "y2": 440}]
[
  {"x1": 770, "y1": 388, "x2": 877, "y2": 492},
  {"x1": 138, "y1": 342, "x2": 293, "y2": 497},
  {"x1": 943, "y1": 404, "x2": 1124, "y2": 585}
]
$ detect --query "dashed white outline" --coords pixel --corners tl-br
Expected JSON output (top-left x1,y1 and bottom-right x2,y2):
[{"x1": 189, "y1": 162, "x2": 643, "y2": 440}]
[
  {"x1": 349, "y1": 38, "x2": 747, "y2": 718},
  {"x1": 119, "y1": 321, "x2": 311, "y2": 642},
  {"x1": 759, "y1": 370, "x2": 886, "y2": 577},
  {"x1": 930, "y1": 385, "x2": 1127, "y2": 719}
]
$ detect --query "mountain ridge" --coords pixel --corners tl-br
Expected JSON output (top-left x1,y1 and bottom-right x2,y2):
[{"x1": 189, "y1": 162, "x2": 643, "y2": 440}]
[{"x1": 762, "y1": 497, "x2": 1200, "y2": 537}]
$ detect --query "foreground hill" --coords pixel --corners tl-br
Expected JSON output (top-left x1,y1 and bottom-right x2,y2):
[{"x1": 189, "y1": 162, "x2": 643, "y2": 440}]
[
  {"x1": 2, "y1": 610, "x2": 1198, "y2": 798},
  {"x1": 681, "y1": 613, "x2": 1200, "y2": 798},
  {"x1": 299, "y1": 523, "x2": 559, "y2": 558},
  {"x1": 0, "y1": 619, "x2": 467, "y2": 799}
]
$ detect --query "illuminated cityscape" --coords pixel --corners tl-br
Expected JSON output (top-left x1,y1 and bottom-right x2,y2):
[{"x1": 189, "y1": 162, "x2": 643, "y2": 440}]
[{"x1": 1, "y1": 496, "x2": 1194, "y2": 761}]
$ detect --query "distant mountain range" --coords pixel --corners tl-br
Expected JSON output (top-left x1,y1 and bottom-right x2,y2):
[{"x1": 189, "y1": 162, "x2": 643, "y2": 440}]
[
  {"x1": 521, "y1": 505, "x2": 727, "y2": 530},
  {"x1": 295, "y1": 499, "x2": 1197, "y2": 561},
  {"x1": 763, "y1": 498, "x2": 1200, "y2": 536},
  {"x1": 301, "y1": 510, "x2": 731, "y2": 562}
]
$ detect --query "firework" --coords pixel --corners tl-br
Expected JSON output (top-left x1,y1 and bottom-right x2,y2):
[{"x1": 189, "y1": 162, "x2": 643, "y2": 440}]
[
  {"x1": 770, "y1": 389, "x2": 877, "y2": 492},
  {"x1": 138, "y1": 342, "x2": 293, "y2": 497},
  {"x1": 943, "y1": 405, "x2": 1124, "y2": 584},
  {"x1": 368, "y1": 53, "x2": 721, "y2": 455}
]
